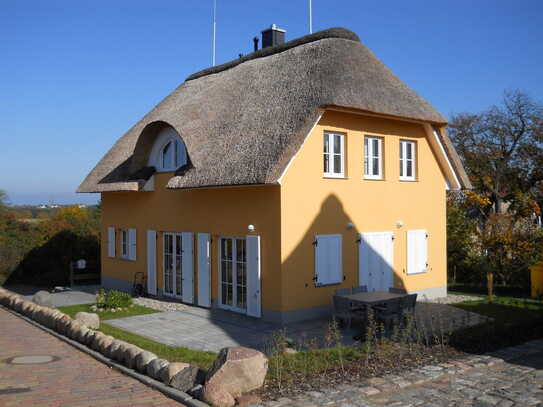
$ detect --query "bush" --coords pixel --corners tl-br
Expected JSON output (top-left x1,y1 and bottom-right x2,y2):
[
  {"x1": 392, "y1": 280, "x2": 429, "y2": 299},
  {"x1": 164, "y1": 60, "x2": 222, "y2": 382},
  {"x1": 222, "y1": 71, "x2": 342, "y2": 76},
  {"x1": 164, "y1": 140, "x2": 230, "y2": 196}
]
[{"x1": 96, "y1": 289, "x2": 132, "y2": 310}]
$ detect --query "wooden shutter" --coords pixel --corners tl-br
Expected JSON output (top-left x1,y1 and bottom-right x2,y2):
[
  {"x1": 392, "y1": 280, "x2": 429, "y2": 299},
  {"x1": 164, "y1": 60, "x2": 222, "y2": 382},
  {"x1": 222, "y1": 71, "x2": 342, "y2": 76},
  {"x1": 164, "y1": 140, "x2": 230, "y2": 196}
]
[
  {"x1": 407, "y1": 230, "x2": 428, "y2": 275},
  {"x1": 246, "y1": 235, "x2": 261, "y2": 318},
  {"x1": 314, "y1": 234, "x2": 342, "y2": 286},
  {"x1": 147, "y1": 230, "x2": 157, "y2": 295},
  {"x1": 181, "y1": 232, "x2": 194, "y2": 304},
  {"x1": 128, "y1": 228, "x2": 137, "y2": 260},
  {"x1": 197, "y1": 233, "x2": 211, "y2": 307},
  {"x1": 107, "y1": 227, "x2": 116, "y2": 258}
]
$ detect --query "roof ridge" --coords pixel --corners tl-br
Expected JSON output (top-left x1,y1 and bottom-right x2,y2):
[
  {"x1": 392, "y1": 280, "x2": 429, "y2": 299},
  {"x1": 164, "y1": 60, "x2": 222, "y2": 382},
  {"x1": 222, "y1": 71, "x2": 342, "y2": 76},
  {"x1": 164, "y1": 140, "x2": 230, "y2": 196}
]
[{"x1": 185, "y1": 27, "x2": 360, "y2": 82}]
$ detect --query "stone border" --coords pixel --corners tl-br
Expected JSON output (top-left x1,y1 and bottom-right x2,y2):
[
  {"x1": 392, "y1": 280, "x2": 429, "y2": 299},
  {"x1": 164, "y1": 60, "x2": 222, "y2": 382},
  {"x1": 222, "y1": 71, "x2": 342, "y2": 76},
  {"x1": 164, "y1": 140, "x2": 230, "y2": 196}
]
[
  {"x1": 257, "y1": 339, "x2": 543, "y2": 407},
  {"x1": 0, "y1": 304, "x2": 208, "y2": 407}
]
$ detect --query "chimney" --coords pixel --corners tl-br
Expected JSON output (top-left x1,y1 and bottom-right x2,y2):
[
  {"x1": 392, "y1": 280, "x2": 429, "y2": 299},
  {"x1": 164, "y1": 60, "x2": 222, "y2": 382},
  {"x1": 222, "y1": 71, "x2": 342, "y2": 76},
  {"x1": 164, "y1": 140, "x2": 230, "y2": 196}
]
[
  {"x1": 261, "y1": 24, "x2": 286, "y2": 48},
  {"x1": 253, "y1": 36, "x2": 259, "y2": 52}
]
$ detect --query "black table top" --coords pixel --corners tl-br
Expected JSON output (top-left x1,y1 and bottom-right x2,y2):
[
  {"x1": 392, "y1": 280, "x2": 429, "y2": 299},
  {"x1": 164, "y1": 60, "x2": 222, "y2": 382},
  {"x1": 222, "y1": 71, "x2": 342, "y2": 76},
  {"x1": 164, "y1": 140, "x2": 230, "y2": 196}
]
[{"x1": 338, "y1": 291, "x2": 407, "y2": 305}]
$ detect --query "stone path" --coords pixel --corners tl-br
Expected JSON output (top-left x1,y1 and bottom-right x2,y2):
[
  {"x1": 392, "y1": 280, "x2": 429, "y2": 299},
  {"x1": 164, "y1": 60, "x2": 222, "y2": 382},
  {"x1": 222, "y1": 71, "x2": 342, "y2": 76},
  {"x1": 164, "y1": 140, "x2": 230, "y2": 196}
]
[
  {"x1": 0, "y1": 308, "x2": 182, "y2": 406},
  {"x1": 257, "y1": 340, "x2": 543, "y2": 407}
]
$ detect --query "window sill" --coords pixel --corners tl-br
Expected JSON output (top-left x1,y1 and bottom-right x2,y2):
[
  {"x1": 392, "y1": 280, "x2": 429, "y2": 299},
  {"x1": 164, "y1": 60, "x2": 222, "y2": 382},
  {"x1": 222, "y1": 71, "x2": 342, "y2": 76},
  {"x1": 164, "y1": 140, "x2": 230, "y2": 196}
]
[
  {"x1": 407, "y1": 269, "x2": 427, "y2": 275},
  {"x1": 323, "y1": 175, "x2": 348, "y2": 180},
  {"x1": 363, "y1": 177, "x2": 385, "y2": 181},
  {"x1": 315, "y1": 282, "x2": 342, "y2": 287},
  {"x1": 399, "y1": 178, "x2": 418, "y2": 182}
]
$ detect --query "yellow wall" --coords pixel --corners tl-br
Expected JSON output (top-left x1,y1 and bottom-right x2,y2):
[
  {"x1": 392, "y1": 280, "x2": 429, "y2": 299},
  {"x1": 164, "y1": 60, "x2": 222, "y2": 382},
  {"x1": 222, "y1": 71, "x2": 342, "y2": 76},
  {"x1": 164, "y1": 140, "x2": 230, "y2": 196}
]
[
  {"x1": 101, "y1": 176, "x2": 282, "y2": 312},
  {"x1": 531, "y1": 263, "x2": 543, "y2": 298},
  {"x1": 279, "y1": 110, "x2": 448, "y2": 311}
]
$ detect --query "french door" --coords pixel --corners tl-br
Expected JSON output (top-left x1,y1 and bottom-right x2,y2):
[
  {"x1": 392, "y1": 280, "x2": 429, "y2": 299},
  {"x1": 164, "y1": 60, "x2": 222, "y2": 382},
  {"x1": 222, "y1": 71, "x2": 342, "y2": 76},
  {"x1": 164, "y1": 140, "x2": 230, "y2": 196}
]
[
  {"x1": 163, "y1": 233, "x2": 183, "y2": 298},
  {"x1": 219, "y1": 237, "x2": 247, "y2": 313}
]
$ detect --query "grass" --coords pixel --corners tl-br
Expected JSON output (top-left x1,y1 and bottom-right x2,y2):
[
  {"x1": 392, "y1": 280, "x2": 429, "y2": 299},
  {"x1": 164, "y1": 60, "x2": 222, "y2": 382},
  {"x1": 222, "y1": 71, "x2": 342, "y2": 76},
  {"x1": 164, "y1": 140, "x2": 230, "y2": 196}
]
[
  {"x1": 453, "y1": 295, "x2": 543, "y2": 325},
  {"x1": 58, "y1": 303, "x2": 160, "y2": 320},
  {"x1": 58, "y1": 302, "x2": 217, "y2": 369}
]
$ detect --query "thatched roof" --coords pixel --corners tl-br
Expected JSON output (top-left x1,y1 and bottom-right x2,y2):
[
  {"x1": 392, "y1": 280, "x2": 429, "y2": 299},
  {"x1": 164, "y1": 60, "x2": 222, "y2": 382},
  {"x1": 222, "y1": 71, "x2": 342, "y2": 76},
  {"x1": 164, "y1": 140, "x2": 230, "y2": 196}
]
[{"x1": 78, "y1": 27, "x2": 470, "y2": 193}]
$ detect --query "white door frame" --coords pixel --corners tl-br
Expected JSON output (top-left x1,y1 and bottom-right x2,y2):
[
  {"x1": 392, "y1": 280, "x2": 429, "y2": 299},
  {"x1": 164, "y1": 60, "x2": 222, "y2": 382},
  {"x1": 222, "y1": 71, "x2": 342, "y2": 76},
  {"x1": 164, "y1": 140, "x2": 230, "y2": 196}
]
[
  {"x1": 217, "y1": 236, "x2": 248, "y2": 314},
  {"x1": 163, "y1": 232, "x2": 183, "y2": 299}
]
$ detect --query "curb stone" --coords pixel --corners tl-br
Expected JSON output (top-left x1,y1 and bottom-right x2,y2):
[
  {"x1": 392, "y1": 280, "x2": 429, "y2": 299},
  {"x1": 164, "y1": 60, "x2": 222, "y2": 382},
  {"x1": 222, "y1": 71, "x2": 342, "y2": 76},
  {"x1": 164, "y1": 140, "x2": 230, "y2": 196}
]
[
  {"x1": 0, "y1": 305, "x2": 209, "y2": 407},
  {"x1": 255, "y1": 339, "x2": 543, "y2": 407}
]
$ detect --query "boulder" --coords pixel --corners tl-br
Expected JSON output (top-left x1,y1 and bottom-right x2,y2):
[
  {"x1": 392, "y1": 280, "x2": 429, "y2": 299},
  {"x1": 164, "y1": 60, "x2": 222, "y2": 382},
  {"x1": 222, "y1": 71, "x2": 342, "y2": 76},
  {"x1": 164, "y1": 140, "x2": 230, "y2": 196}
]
[
  {"x1": 20, "y1": 301, "x2": 33, "y2": 316},
  {"x1": 146, "y1": 358, "x2": 169, "y2": 380},
  {"x1": 90, "y1": 331, "x2": 107, "y2": 351},
  {"x1": 66, "y1": 321, "x2": 83, "y2": 340},
  {"x1": 112, "y1": 341, "x2": 130, "y2": 362},
  {"x1": 205, "y1": 347, "x2": 268, "y2": 397},
  {"x1": 160, "y1": 362, "x2": 190, "y2": 385},
  {"x1": 97, "y1": 335, "x2": 115, "y2": 354},
  {"x1": 75, "y1": 312, "x2": 100, "y2": 329},
  {"x1": 12, "y1": 297, "x2": 24, "y2": 313},
  {"x1": 56, "y1": 315, "x2": 72, "y2": 336},
  {"x1": 188, "y1": 384, "x2": 204, "y2": 400},
  {"x1": 75, "y1": 326, "x2": 90, "y2": 343},
  {"x1": 170, "y1": 365, "x2": 206, "y2": 392},
  {"x1": 122, "y1": 345, "x2": 142, "y2": 370},
  {"x1": 202, "y1": 382, "x2": 235, "y2": 407},
  {"x1": 135, "y1": 351, "x2": 158, "y2": 373},
  {"x1": 32, "y1": 290, "x2": 53, "y2": 307},
  {"x1": 105, "y1": 340, "x2": 123, "y2": 359},
  {"x1": 84, "y1": 330, "x2": 100, "y2": 347}
]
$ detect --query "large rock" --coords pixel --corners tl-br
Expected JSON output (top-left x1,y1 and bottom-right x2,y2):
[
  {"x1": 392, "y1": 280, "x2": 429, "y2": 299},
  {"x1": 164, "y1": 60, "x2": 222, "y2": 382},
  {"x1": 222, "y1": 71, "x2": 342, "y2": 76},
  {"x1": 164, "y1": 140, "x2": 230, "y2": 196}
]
[
  {"x1": 122, "y1": 345, "x2": 142, "y2": 369},
  {"x1": 205, "y1": 347, "x2": 268, "y2": 397},
  {"x1": 112, "y1": 341, "x2": 131, "y2": 362},
  {"x1": 135, "y1": 351, "x2": 158, "y2": 373},
  {"x1": 160, "y1": 362, "x2": 190, "y2": 385},
  {"x1": 75, "y1": 312, "x2": 100, "y2": 329},
  {"x1": 56, "y1": 315, "x2": 72, "y2": 336},
  {"x1": 75, "y1": 326, "x2": 90, "y2": 343},
  {"x1": 202, "y1": 382, "x2": 235, "y2": 407},
  {"x1": 170, "y1": 365, "x2": 206, "y2": 392},
  {"x1": 97, "y1": 335, "x2": 115, "y2": 354},
  {"x1": 105, "y1": 340, "x2": 124, "y2": 359},
  {"x1": 32, "y1": 290, "x2": 53, "y2": 307},
  {"x1": 90, "y1": 331, "x2": 107, "y2": 351},
  {"x1": 146, "y1": 358, "x2": 169, "y2": 380}
]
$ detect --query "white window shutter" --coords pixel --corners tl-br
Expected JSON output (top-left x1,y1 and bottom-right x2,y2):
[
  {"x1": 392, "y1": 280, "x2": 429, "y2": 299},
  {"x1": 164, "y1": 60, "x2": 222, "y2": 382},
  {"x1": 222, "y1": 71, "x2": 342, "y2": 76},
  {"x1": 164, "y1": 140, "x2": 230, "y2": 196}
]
[
  {"x1": 181, "y1": 232, "x2": 194, "y2": 304},
  {"x1": 246, "y1": 235, "x2": 261, "y2": 318},
  {"x1": 197, "y1": 233, "x2": 211, "y2": 307},
  {"x1": 146, "y1": 230, "x2": 157, "y2": 295},
  {"x1": 128, "y1": 228, "x2": 137, "y2": 260},
  {"x1": 315, "y1": 235, "x2": 342, "y2": 286},
  {"x1": 107, "y1": 227, "x2": 116, "y2": 258},
  {"x1": 407, "y1": 230, "x2": 427, "y2": 274}
]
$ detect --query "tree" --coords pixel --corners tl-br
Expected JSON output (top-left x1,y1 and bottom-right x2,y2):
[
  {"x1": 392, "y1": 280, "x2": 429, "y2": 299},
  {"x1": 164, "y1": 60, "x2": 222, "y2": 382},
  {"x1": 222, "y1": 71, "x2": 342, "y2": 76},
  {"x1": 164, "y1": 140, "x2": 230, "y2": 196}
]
[{"x1": 449, "y1": 90, "x2": 543, "y2": 216}]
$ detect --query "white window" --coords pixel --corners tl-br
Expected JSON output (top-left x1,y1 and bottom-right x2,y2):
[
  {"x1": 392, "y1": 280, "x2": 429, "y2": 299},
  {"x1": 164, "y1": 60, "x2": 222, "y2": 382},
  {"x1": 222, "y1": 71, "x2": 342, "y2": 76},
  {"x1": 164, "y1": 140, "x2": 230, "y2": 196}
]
[
  {"x1": 407, "y1": 229, "x2": 428, "y2": 274},
  {"x1": 148, "y1": 127, "x2": 188, "y2": 172},
  {"x1": 121, "y1": 228, "x2": 137, "y2": 260},
  {"x1": 364, "y1": 136, "x2": 383, "y2": 179},
  {"x1": 323, "y1": 132, "x2": 345, "y2": 178},
  {"x1": 400, "y1": 140, "x2": 416, "y2": 181},
  {"x1": 314, "y1": 234, "x2": 342, "y2": 286}
]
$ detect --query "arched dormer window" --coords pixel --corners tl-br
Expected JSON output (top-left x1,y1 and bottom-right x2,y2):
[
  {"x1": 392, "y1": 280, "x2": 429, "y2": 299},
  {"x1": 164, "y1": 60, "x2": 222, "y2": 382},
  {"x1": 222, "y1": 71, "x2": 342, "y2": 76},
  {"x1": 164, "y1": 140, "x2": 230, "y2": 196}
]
[{"x1": 149, "y1": 127, "x2": 187, "y2": 172}]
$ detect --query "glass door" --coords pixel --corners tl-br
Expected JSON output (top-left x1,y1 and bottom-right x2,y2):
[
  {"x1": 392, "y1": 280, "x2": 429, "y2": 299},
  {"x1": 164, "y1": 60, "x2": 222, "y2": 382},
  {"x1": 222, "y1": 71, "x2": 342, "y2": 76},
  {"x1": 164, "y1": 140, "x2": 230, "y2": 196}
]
[
  {"x1": 163, "y1": 233, "x2": 182, "y2": 298},
  {"x1": 219, "y1": 237, "x2": 247, "y2": 313}
]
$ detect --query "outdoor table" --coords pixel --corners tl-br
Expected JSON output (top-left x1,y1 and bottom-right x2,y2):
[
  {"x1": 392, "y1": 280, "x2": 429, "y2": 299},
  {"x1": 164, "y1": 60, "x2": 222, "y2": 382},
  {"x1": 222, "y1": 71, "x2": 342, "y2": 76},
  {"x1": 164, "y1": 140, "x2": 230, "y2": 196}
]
[{"x1": 340, "y1": 290, "x2": 408, "y2": 307}]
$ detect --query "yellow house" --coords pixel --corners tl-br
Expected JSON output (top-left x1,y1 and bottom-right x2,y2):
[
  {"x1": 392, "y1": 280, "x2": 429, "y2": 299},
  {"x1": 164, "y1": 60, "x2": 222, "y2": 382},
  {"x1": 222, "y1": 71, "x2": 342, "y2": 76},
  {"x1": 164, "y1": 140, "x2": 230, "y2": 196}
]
[{"x1": 78, "y1": 27, "x2": 471, "y2": 323}]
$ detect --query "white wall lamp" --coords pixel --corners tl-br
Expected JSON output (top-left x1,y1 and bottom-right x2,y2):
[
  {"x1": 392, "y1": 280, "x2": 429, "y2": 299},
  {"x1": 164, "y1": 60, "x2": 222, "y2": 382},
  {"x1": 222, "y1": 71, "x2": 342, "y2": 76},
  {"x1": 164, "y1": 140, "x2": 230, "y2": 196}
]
[
  {"x1": 346, "y1": 222, "x2": 354, "y2": 230},
  {"x1": 396, "y1": 221, "x2": 404, "y2": 228},
  {"x1": 248, "y1": 224, "x2": 255, "y2": 232}
]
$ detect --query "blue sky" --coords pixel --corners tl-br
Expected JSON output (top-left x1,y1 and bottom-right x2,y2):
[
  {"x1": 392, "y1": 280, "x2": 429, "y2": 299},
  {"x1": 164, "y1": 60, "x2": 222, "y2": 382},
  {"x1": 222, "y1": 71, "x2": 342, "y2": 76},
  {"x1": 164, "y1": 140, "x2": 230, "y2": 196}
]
[{"x1": 1, "y1": 0, "x2": 542, "y2": 205}]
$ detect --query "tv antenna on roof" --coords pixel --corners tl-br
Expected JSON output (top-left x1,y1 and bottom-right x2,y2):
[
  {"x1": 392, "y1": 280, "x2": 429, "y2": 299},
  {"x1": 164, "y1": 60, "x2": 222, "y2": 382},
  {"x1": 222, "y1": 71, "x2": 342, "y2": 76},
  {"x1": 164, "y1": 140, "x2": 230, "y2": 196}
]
[
  {"x1": 309, "y1": 0, "x2": 313, "y2": 33},
  {"x1": 212, "y1": 0, "x2": 217, "y2": 66}
]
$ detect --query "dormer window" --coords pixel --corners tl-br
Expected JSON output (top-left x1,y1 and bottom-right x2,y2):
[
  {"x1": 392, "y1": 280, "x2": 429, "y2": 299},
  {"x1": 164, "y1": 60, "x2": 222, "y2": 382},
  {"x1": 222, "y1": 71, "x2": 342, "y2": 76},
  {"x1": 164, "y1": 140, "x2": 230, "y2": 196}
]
[{"x1": 149, "y1": 127, "x2": 187, "y2": 172}]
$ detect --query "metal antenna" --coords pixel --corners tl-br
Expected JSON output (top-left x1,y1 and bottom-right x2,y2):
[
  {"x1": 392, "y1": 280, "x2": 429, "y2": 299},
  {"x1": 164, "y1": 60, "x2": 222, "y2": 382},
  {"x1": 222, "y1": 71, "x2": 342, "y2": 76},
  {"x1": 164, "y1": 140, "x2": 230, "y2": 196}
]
[
  {"x1": 309, "y1": 0, "x2": 313, "y2": 33},
  {"x1": 212, "y1": 0, "x2": 217, "y2": 66}
]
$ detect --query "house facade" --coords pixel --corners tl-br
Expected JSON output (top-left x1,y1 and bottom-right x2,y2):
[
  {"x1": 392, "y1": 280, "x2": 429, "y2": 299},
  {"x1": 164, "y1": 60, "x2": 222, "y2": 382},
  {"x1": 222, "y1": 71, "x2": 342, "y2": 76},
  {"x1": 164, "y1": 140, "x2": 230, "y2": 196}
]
[{"x1": 78, "y1": 27, "x2": 470, "y2": 323}]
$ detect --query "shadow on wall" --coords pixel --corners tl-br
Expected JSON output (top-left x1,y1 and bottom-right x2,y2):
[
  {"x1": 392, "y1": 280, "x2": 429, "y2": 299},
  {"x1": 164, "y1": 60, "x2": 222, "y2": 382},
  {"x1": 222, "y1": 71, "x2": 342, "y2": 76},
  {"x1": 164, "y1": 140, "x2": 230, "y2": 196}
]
[{"x1": 5, "y1": 230, "x2": 100, "y2": 287}]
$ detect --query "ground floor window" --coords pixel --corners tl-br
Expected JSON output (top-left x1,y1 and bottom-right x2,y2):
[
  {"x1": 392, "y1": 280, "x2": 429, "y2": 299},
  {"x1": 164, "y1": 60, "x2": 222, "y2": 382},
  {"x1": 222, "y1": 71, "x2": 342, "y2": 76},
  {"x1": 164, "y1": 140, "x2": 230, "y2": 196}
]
[
  {"x1": 220, "y1": 237, "x2": 247, "y2": 311},
  {"x1": 163, "y1": 233, "x2": 182, "y2": 297}
]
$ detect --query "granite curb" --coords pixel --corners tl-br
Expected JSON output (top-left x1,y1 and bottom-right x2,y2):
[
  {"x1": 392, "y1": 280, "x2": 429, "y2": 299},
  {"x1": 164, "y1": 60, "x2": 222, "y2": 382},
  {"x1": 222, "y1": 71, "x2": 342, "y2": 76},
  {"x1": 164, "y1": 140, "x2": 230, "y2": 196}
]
[
  {"x1": 252, "y1": 339, "x2": 543, "y2": 407},
  {"x1": 0, "y1": 304, "x2": 209, "y2": 407}
]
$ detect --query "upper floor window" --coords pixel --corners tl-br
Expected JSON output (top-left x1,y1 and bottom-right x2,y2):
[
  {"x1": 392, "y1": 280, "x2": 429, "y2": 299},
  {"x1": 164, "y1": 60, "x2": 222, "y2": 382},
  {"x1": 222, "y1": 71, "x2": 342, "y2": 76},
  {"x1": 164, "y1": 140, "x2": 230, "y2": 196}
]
[
  {"x1": 149, "y1": 127, "x2": 187, "y2": 172},
  {"x1": 364, "y1": 136, "x2": 383, "y2": 179},
  {"x1": 400, "y1": 140, "x2": 416, "y2": 181},
  {"x1": 323, "y1": 132, "x2": 344, "y2": 178}
]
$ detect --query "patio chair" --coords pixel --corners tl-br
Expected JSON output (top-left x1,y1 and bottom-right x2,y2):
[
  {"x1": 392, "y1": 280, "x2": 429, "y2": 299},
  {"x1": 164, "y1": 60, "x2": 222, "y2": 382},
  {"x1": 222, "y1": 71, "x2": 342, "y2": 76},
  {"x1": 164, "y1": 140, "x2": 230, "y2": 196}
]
[
  {"x1": 389, "y1": 287, "x2": 407, "y2": 294},
  {"x1": 352, "y1": 285, "x2": 368, "y2": 294},
  {"x1": 333, "y1": 295, "x2": 353, "y2": 328},
  {"x1": 372, "y1": 297, "x2": 403, "y2": 334},
  {"x1": 400, "y1": 293, "x2": 418, "y2": 312},
  {"x1": 335, "y1": 288, "x2": 351, "y2": 296}
]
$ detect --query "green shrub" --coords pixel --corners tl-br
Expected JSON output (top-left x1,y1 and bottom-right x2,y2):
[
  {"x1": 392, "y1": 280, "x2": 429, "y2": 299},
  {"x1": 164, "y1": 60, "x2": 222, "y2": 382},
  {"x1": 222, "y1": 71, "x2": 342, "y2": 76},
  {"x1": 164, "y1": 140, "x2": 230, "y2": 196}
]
[{"x1": 96, "y1": 289, "x2": 132, "y2": 310}]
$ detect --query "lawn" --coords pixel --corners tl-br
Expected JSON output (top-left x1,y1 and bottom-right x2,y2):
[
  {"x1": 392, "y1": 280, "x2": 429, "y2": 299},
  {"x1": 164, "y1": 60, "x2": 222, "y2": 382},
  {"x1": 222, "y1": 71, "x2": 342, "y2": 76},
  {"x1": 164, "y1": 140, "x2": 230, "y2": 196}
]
[
  {"x1": 453, "y1": 295, "x2": 543, "y2": 325},
  {"x1": 57, "y1": 303, "x2": 217, "y2": 369}
]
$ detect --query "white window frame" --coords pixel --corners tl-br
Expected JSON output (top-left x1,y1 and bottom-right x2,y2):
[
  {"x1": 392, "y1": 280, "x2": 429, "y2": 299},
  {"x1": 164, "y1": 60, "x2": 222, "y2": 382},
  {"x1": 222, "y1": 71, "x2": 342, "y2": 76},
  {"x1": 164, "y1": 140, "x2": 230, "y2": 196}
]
[
  {"x1": 364, "y1": 136, "x2": 383, "y2": 180},
  {"x1": 121, "y1": 229, "x2": 129, "y2": 259},
  {"x1": 148, "y1": 127, "x2": 188, "y2": 172},
  {"x1": 218, "y1": 236, "x2": 248, "y2": 313},
  {"x1": 323, "y1": 132, "x2": 345, "y2": 178},
  {"x1": 314, "y1": 234, "x2": 343, "y2": 286},
  {"x1": 400, "y1": 140, "x2": 417, "y2": 181}
]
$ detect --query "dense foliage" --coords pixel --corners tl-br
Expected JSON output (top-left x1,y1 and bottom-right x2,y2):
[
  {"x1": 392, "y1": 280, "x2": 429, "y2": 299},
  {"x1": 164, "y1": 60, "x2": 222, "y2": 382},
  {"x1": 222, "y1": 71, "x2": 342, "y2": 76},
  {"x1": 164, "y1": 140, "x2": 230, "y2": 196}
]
[
  {"x1": 448, "y1": 90, "x2": 543, "y2": 292},
  {"x1": 0, "y1": 191, "x2": 100, "y2": 286},
  {"x1": 96, "y1": 289, "x2": 133, "y2": 309}
]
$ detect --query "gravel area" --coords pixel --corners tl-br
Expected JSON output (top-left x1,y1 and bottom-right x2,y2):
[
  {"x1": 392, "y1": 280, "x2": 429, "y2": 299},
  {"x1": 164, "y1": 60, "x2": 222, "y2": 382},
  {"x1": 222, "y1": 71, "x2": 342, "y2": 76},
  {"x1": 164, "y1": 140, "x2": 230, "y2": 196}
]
[
  {"x1": 132, "y1": 296, "x2": 188, "y2": 312},
  {"x1": 419, "y1": 293, "x2": 484, "y2": 304}
]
